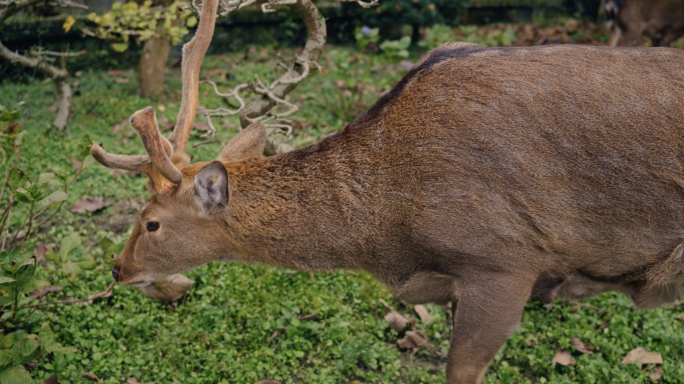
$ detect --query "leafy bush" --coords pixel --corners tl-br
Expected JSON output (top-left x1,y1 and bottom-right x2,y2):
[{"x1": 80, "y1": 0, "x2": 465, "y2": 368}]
[
  {"x1": 418, "y1": 23, "x2": 455, "y2": 50},
  {"x1": 379, "y1": 36, "x2": 411, "y2": 62},
  {"x1": 85, "y1": 0, "x2": 195, "y2": 52}
]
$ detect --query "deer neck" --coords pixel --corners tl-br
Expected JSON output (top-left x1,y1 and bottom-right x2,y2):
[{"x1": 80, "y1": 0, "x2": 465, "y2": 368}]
[{"x1": 220, "y1": 135, "x2": 376, "y2": 272}]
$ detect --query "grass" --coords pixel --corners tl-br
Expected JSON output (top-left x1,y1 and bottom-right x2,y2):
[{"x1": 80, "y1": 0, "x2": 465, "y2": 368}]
[{"x1": 1, "y1": 26, "x2": 683, "y2": 384}]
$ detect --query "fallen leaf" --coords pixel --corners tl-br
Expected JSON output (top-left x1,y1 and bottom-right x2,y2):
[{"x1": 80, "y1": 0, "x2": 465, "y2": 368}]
[
  {"x1": 122, "y1": 129, "x2": 136, "y2": 138},
  {"x1": 551, "y1": 349, "x2": 575, "y2": 366},
  {"x1": 254, "y1": 381, "x2": 281, "y2": 384},
  {"x1": 81, "y1": 372, "x2": 101, "y2": 382},
  {"x1": 397, "y1": 330, "x2": 427, "y2": 350},
  {"x1": 649, "y1": 366, "x2": 663, "y2": 381},
  {"x1": 569, "y1": 337, "x2": 593, "y2": 354},
  {"x1": 107, "y1": 70, "x2": 127, "y2": 77},
  {"x1": 414, "y1": 304, "x2": 432, "y2": 324},
  {"x1": 30, "y1": 285, "x2": 63, "y2": 300},
  {"x1": 162, "y1": 121, "x2": 176, "y2": 132},
  {"x1": 86, "y1": 287, "x2": 112, "y2": 305},
  {"x1": 48, "y1": 103, "x2": 60, "y2": 112},
  {"x1": 129, "y1": 198, "x2": 142, "y2": 210},
  {"x1": 138, "y1": 273, "x2": 195, "y2": 301},
  {"x1": 69, "y1": 157, "x2": 82, "y2": 170},
  {"x1": 268, "y1": 327, "x2": 287, "y2": 341},
  {"x1": 675, "y1": 315, "x2": 684, "y2": 322},
  {"x1": 72, "y1": 81, "x2": 80, "y2": 88},
  {"x1": 524, "y1": 339, "x2": 534, "y2": 347},
  {"x1": 70, "y1": 198, "x2": 110, "y2": 213},
  {"x1": 34, "y1": 243, "x2": 54, "y2": 263},
  {"x1": 111, "y1": 123, "x2": 122, "y2": 134},
  {"x1": 297, "y1": 313, "x2": 317, "y2": 321},
  {"x1": 114, "y1": 78, "x2": 129, "y2": 84},
  {"x1": 207, "y1": 68, "x2": 224, "y2": 76},
  {"x1": 621, "y1": 347, "x2": 663, "y2": 365},
  {"x1": 193, "y1": 122, "x2": 210, "y2": 131},
  {"x1": 379, "y1": 299, "x2": 411, "y2": 332},
  {"x1": 109, "y1": 169, "x2": 128, "y2": 178},
  {"x1": 41, "y1": 375, "x2": 62, "y2": 384}
]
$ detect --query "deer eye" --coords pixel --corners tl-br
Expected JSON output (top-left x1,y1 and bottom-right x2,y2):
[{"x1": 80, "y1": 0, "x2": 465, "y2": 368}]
[{"x1": 146, "y1": 221, "x2": 160, "y2": 232}]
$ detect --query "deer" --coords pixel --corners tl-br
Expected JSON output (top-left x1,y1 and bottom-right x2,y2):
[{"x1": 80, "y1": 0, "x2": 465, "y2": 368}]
[
  {"x1": 604, "y1": 0, "x2": 684, "y2": 47},
  {"x1": 91, "y1": 0, "x2": 684, "y2": 382}
]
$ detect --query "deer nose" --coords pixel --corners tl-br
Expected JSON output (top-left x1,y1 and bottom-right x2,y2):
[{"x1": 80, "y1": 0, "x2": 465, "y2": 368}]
[{"x1": 112, "y1": 266, "x2": 120, "y2": 282}]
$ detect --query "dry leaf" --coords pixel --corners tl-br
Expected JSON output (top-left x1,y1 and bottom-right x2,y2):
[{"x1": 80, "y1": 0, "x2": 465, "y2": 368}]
[
  {"x1": 69, "y1": 157, "x2": 82, "y2": 170},
  {"x1": 30, "y1": 285, "x2": 63, "y2": 300},
  {"x1": 111, "y1": 123, "x2": 122, "y2": 134},
  {"x1": 254, "y1": 381, "x2": 281, "y2": 384},
  {"x1": 138, "y1": 273, "x2": 195, "y2": 301},
  {"x1": 675, "y1": 315, "x2": 684, "y2": 322},
  {"x1": 107, "y1": 70, "x2": 127, "y2": 77},
  {"x1": 70, "y1": 198, "x2": 110, "y2": 213},
  {"x1": 649, "y1": 366, "x2": 664, "y2": 381},
  {"x1": 41, "y1": 375, "x2": 62, "y2": 384},
  {"x1": 122, "y1": 129, "x2": 136, "y2": 138},
  {"x1": 524, "y1": 339, "x2": 534, "y2": 347},
  {"x1": 34, "y1": 242, "x2": 55, "y2": 263},
  {"x1": 621, "y1": 347, "x2": 663, "y2": 365},
  {"x1": 414, "y1": 304, "x2": 432, "y2": 324},
  {"x1": 193, "y1": 122, "x2": 210, "y2": 131},
  {"x1": 551, "y1": 349, "x2": 575, "y2": 366},
  {"x1": 379, "y1": 298, "x2": 412, "y2": 332},
  {"x1": 74, "y1": 70, "x2": 83, "y2": 77},
  {"x1": 81, "y1": 372, "x2": 101, "y2": 382},
  {"x1": 162, "y1": 121, "x2": 176, "y2": 132},
  {"x1": 129, "y1": 198, "x2": 142, "y2": 211},
  {"x1": 268, "y1": 327, "x2": 287, "y2": 341},
  {"x1": 397, "y1": 330, "x2": 427, "y2": 350},
  {"x1": 207, "y1": 68, "x2": 224, "y2": 76},
  {"x1": 114, "y1": 78, "x2": 129, "y2": 84},
  {"x1": 47, "y1": 103, "x2": 60, "y2": 112},
  {"x1": 399, "y1": 60, "x2": 414, "y2": 71},
  {"x1": 297, "y1": 313, "x2": 318, "y2": 321},
  {"x1": 569, "y1": 337, "x2": 593, "y2": 354},
  {"x1": 72, "y1": 81, "x2": 80, "y2": 88}
]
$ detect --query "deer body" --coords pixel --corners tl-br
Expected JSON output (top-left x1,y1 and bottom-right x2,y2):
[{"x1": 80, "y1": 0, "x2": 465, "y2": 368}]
[
  {"x1": 605, "y1": 0, "x2": 684, "y2": 47},
  {"x1": 93, "y1": 1, "x2": 684, "y2": 381}
]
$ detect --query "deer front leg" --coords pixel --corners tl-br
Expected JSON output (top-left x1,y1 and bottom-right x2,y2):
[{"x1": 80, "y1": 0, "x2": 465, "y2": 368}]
[{"x1": 447, "y1": 272, "x2": 534, "y2": 384}]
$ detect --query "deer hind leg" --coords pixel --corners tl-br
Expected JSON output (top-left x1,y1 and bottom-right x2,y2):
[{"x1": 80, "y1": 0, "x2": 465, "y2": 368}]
[{"x1": 447, "y1": 272, "x2": 534, "y2": 384}]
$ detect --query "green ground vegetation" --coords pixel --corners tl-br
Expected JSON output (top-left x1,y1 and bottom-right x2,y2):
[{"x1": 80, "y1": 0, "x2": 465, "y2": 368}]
[{"x1": 0, "y1": 21, "x2": 683, "y2": 384}]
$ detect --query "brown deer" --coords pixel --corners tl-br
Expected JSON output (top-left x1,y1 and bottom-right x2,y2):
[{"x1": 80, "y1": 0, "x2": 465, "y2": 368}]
[
  {"x1": 604, "y1": 0, "x2": 684, "y2": 47},
  {"x1": 92, "y1": 0, "x2": 684, "y2": 382}
]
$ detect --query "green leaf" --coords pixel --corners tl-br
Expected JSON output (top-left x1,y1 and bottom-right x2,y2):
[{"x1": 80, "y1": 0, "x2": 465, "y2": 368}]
[
  {"x1": 66, "y1": 247, "x2": 84, "y2": 262},
  {"x1": 40, "y1": 323, "x2": 76, "y2": 355},
  {"x1": 0, "y1": 365, "x2": 32, "y2": 384},
  {"x1": 10, "y1": 335, "x2": 39, "y2": 364},
  {"x1": 185, "y1": 15, "x2": 197, "y2": 27},
  {"x1": 7, "y1": 168, "x2": 29, "y2": 194},
  {"x1": 77, "y1": 135, "x2": 92, "y2": 159},
  {"x1": 111, "y1": 42, "x2": 129, "y2": 52},
  {"x1": 37, "y1": 173, "x2": 54, "y2": 185},
  {"x1": 36, "y1": 190, "x2": 67, "y2": 210},
  {"x1": 0, "y1": 349, "x2": 11, "y2": 367},
  {"x1": 100, "y1": 237, "x2": 115, "y2": 256},
  {"x1": 76, "y1": 256, "x2": 96, "y2": 270},
  {"x1": 1, "y1": 333, "x2": 13, "y2": 349},
  {"x1": 44, "y1": 249, "x2": 60, "y2": 264},
  {"x1": 0, "y1": 110, "x2": 20, "y2": 122},
  {"x1": 0, "y1": 277, "x2": 14, "y2": 284},
  {"x1": 59, "y1": 232, "x2": 82, "y2": 262},
  {"x1": 0, "y1": 296, "x2": 12, "y2": 307}
]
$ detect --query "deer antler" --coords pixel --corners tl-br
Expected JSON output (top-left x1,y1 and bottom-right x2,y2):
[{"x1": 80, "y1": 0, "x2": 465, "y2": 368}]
[{"x1": 90, "y1": 0, "x2": 219, "y2": 194}]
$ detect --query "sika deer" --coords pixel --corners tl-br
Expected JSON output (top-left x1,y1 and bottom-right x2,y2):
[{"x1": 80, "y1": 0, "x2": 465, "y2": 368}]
[
  {"x1": 605, "y1": 0, "x2": 684, "y2": 47},
  {"x1": 92, "y1": 0, "x2": 684, "y2": 382}
]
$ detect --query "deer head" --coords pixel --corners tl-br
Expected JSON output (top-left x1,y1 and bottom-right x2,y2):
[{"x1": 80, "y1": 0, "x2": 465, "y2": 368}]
[{"x1": 91, "y1": 0, "x2": 266, "y2": 286}]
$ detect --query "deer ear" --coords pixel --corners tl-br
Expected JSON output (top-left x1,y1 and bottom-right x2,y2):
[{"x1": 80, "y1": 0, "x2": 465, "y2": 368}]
[
  {"x1": 217, "y1": 122, "x2": 266, "y2": 162},
  {"x1": 194, "y1": 161, "x2": 228, "y2": 215}
]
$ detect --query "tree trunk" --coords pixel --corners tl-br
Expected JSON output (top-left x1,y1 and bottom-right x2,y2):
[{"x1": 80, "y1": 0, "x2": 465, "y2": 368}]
[
  {"x1": 139, "y1": 36, "x2": 172, "y2": 99},
  {"x1": 53, "y1": 79, "x2": 72, "y2": 132}
]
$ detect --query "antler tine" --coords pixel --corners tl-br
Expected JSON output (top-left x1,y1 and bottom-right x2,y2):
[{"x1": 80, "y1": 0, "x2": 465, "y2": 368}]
[
  {"x1": 167, "y1": 0, "x2": 219, "y2": 154},
  {"x1": 130, "y1": 107, "x2": 183, "y2": 184}
]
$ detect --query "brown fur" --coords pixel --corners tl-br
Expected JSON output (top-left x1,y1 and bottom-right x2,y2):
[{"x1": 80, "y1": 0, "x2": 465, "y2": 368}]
[
  {"x1": 605, "y1": 0, "x2": 684, "y2": 47},
  {"x1": 111, "y1": 43, "x2": 684, "y2": 384}
]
